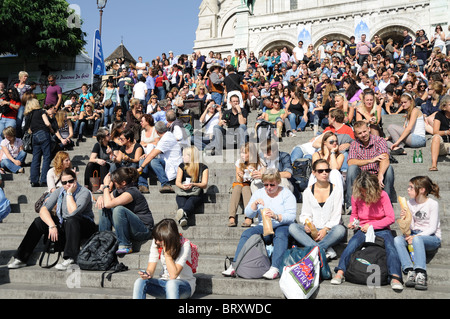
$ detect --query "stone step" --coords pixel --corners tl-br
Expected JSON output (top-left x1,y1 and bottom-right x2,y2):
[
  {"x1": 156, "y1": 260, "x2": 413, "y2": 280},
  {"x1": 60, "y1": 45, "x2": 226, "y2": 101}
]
[{"x1": 1, "y1": 264, "x2": 449, "y2": 299}]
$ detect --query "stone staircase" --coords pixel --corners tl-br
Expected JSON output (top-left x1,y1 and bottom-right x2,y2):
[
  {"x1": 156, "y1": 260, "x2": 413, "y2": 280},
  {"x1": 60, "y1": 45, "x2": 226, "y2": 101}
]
[{"x1": 0, "y1": 112, "x2": 449, "y2": 299}]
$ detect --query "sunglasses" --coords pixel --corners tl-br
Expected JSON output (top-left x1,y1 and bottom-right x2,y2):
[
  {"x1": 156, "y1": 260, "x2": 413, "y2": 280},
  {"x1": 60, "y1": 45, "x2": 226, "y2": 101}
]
[
  {"x1": 327, "y1": 139, "x2": 338, "y2": 144},
  {"x1": 315, "y1": 169, "x2": 331, "y2": 174},
  {"x1": 61, "y1": 179, "x2": 75, "y2": 185},
  {"x1": 263, "y1": 183, "x2": 276, "y2": 187}
]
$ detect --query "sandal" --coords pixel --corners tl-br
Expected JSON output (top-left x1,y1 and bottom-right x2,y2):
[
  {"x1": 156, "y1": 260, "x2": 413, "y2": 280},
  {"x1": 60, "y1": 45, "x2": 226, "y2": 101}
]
[
  {"x1": 241, "y1": 218, "x2": 253, "y2": 227},
  {"x1": 429, "y1": 167, "x2": 438, "y2": 171},
  {"x1": 391, "y1": 148, "x2": 406, "y2": 155},
  {"x1": 228, "y1": 216, "x2": 237, "y2": 227}
]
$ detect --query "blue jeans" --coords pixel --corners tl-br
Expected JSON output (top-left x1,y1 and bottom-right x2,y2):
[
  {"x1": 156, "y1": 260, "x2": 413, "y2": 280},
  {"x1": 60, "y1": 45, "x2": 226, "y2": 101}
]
[
  {"x1": 290, "y1": 146, "x2": 312, "y2": 162},
  {"x1": 149, "y1": 158, "x2": 170, "y2": 187},
  {"x1": 287, "y1": 113, "x2": 308, "y2": 131},
  {"x1": 133, "y1": 277, "x2": 191, "y2": 299},
  {"x1": 335, "y1": 229, "x2": 402, "y2": 280},
  {"x1": 394, "y1": 230, "x2": 441, "y2": 272},
  {"x1": 99, "y1": 206, "x2": 152, "y2": 248},
  {"x1": 1, "y1": 150, "x2": 27, "y2": 173},
  {"x1": 345, "y1": 165, "x2": 395, "y2": 208},
  {"x1": 138, "y1": 158, "x2": 151, "y2": 187},
  {"x1": 0, "y1": 117, "x2": 17, "y2": 138},
  {"x1": 234, "y1": 225, "x2": 290, "y2": 270},
  {"x1": 30, "y1": 130, "x2": 52, "y2": 184},
  {"x1": 191, "y1": 134, "x2": 212, "y2": 150},
  {"x1": 209, "y1": 124, "x2": 248, "y2": 154},
  {"x1": 289, "y1": 223, "x2": 346, "y2": 251},
  {"x1": 103, "y1": 103, "x2": 115, "y2": 126},
  {"x1": 156, "y1": 87, "x2": 166, "y2": 101},
  {"x1": 210, "y1": 92, "x2": 223, "y2": 106},
  {"x1": 16, "y1": 105, "x2": 25, "y2": 137}
]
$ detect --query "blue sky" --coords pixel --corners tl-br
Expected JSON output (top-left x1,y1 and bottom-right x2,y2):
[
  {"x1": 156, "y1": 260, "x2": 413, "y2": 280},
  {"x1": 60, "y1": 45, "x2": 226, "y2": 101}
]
[{"x1": 67, "y1": 0, "x2": 202, "y2": 62}]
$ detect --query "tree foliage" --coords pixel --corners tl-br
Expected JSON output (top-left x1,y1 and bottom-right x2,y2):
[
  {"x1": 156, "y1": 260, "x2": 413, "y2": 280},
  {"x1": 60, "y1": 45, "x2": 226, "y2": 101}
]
[{"x1": 0, "y1": 0, "x2": 86, "y2": 59}]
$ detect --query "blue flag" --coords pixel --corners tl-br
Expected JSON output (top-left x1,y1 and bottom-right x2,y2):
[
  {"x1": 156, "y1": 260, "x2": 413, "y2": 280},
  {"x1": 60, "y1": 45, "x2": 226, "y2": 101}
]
[{"x1": 93, "y1": 30, "x2": 106, "y2": 76}]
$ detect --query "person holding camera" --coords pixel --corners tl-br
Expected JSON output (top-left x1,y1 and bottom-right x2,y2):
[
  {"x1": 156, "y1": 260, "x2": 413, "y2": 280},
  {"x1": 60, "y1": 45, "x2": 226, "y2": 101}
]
[
  {"x1": 207, "y1": 93, "x2": 248, "y2": 156},
  {"x1": 192, "y1": 100, "x2": 220, "y2": 150}
]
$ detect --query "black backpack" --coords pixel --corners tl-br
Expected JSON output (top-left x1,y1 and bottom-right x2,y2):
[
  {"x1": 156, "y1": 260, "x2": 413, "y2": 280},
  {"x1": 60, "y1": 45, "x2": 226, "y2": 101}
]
[
  {"x1": 292, "y1": 158, "x2": 312, "y2": 192},
  {"x1": 345, "y1": 236, "x2": 389, "y2": 286},
  {"x1": 76, "y1": 231, "x2": 128, "y2": 287}
]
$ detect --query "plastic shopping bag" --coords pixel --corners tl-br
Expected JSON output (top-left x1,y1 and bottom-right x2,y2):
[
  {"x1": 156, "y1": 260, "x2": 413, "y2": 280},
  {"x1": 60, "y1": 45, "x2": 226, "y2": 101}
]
[{"x1": 279, "y1": 246, "x2": 320, "y2": 299}]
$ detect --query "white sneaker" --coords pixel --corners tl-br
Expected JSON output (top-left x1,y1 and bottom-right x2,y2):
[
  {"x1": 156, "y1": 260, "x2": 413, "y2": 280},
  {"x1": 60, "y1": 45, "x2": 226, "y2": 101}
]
[
  {"x1": 176, "y1": 208, "x2": 188, "y2": 227},
  {"x1": 262, "y1": 266, "x2": 279, "y2": 280},
  {"x1": 8, "y1": 258, "x2": 26, "y2": 269},
  {"x1": 222, "y1": 265, "x2": 235, "y2": 277},
  {"x1": 55, "y1": 258, "x2": 75, "y2": 271},
  {"x1": 326, "y1": 247, "x2": 337, "y2": 260}
]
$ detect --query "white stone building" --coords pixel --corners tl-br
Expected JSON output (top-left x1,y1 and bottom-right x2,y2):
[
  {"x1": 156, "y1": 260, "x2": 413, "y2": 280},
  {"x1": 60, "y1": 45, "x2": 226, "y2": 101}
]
[{"x1": 194, "y1": 0, "x2": 449, "y2": 56}]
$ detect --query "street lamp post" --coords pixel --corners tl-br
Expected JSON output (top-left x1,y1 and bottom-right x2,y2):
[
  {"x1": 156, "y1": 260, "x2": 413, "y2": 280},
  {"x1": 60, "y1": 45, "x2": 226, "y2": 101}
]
[{"x1": 97, "y1": 0, "x2": 107, "y2": 36}]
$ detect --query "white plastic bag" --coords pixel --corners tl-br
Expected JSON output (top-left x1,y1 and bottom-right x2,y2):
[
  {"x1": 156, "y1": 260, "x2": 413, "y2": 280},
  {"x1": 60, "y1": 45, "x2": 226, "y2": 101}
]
[
  {"x1": 365, "y1": 225, "x2": 375, "y2": 243},
  {"x1": 279, "y1": 246, "x2": 320, "y2": 299}
]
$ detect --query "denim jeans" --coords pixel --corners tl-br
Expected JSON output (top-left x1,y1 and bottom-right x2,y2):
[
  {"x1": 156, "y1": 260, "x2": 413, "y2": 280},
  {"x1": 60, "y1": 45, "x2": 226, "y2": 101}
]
[
  {"x1": 345, "y1": 165, "x2": 395, "y2": 208},
  {"x1": 334, "y1": 229, "x2": 402, "y2": 280},
  {"x1": 290, "y1": 146, "x2": 312, "y2": 163},
  {"x1": 0, "y1": 117, "x2": 17, "y2": 138},
  {"x1": 394, "y1": 230, "x2": 441, "y2": 273},
  {"x1": 16, "y1": 105, "x2": 25, "y2": 137},
  {"x1": 103, "y1": 103, "x2": 115, "y2": 126},
  {"x1": 1, "y1": 150, "x2": 27, "y2": 173},
  {"x1": 99, "y1": 206, "x2": 152, "y2": 248},
  {"x1": 149, "y1": 158, "x2": 169, "y2": 187},
  {"x1": 209, "y1": 124, "x2": 248, "y2": 154},
  {"x1": 289, "y1": 223, "x2": 346, "y2": 251},
  {"x1": 30, "y1": 130, "x2": 52, "y2": 184},
  {"x1": 210, "y1": 92, "x2": 223, "y2": 106},
  {"x1": 156, "y1": 87, "x2": 166, "y2": 101},
  {"x1": 287, "y1": 113, "x2": 308, "y2": 131},
  {"x1": 191, "y1": 134, "x2": 212, "y2": 150},
  {"x1": 234, "y1": 224, "x2": 290, "y2": 270},
  {"x1": 133, "y1": 277, "x2": 191, "y2": 299}
]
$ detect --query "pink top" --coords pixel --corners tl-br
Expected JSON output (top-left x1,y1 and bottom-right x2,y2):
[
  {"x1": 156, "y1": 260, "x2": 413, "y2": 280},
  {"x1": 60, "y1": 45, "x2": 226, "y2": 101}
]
[{"x1": 350, "y1": 191, "x2": 395, "y2": 230}]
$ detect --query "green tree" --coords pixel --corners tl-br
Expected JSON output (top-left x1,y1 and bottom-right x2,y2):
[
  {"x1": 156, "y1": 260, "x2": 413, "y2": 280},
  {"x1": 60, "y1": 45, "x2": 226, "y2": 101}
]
[{"x1": 0, "y1": 0, "x2": 86, "y2": 60}]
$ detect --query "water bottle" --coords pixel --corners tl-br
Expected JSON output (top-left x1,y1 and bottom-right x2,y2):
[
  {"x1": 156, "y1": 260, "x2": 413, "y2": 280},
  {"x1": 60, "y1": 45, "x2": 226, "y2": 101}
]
[
  {"x1": 408, "y1": 244, "x2": 415, "y2": 263},
  {"x1": 413, "y1": 150, "x2": 417, "y2": 163},
  {"x1": 418, "y1": 150, "x2": 423, "y2": 163}
]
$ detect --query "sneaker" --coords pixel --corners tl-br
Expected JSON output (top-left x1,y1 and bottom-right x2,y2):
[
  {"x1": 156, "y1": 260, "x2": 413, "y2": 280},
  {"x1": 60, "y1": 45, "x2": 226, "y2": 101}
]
[
  {"x1": 176, "y1": 208, "x2": 188, "y2": 227},
  {"x1": 390, "y1": 279, "x2": 404, "y2": 292},
  {"x1": 262, "y1": 266, "x2": 279, "y2": 280},
  {"x1": 55, "y1": 258, "x2": 75, "y2": 271},
  {"x1": 222, "y1": 264, "x2": 235, "y2": 277},
  {"x1": 331, "y1": 273, "x2": 345, "y2": 285},
  {"x1": 8, "y1": 258, "x2": 26, "y2": 269},
  {"x1": 326, "y1": 247, "x2": 337, "y2": 260},
  {"x1": 159, "y1": 185, "x2": 174, "y2": 193},
  {"x1": 116, "y1": 247, "x2": 133, "y2": 255},
  {"x1": 415, "y1": 272, "x2": 428, "y2": 290},
  {"x1": 405, "y1": 270, "x2": 416, "y2": 288}
]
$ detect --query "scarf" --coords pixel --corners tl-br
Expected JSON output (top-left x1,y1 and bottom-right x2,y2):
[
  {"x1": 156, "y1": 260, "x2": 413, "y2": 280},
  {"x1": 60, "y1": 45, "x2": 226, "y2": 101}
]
[{"x1": 56, "y1": 183, "x2": 81, "y2": 224}]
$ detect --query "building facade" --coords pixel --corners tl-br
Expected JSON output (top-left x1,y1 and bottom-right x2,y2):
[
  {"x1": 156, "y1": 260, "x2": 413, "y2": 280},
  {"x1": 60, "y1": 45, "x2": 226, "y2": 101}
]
[{"x1": 194, "y1": 0, "x2": 449, "y2": 56}]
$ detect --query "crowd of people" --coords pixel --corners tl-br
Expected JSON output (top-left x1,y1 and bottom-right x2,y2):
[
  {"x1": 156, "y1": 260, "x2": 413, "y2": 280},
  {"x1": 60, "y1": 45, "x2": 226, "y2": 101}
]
[{"x1": 2, "y1": 25, "x2": 449, "y2": 298}]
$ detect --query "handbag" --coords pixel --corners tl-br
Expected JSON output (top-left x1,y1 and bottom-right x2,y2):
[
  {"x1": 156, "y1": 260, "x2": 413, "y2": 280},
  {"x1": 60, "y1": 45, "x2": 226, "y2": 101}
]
[
  {"x1": 90, "y1": 171, "x2": 100, "y2": 193},
  {"x1": 279, "y1": 246, "x2": 321, "y2": 299},
  {"x1": 35, "y1": 191, "x2": 50, "y2": 213},
  {"x1": 280, "y1": 245, "x2": 331, "y2": 280},
  {"x1": 22, "y1": 131, "x2": 33, "y2": 153},
  {"x1": 39, "y1": 227, "x2": 65, "y2": 268}
]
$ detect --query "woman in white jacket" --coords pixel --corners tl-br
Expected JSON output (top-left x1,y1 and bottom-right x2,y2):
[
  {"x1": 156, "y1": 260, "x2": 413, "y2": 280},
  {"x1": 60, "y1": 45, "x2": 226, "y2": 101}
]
[{"x1": 289, "y1": 159, "x2": 346, "y2": 259}]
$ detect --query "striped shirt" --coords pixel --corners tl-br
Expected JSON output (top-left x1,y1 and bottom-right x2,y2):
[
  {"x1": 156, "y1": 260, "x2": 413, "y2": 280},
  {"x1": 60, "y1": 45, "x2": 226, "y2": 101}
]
[{"x1": 348, "y1": 134, "x2": 389, "y2": 175}]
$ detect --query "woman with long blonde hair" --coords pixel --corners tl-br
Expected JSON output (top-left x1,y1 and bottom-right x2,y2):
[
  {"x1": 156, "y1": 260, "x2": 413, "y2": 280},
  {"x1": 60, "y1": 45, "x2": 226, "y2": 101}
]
[
  {"x1": 386, "y1": 93, "x2": 426, "y2": 155},
  {"x1": 331, "y1": 171, "x2": 403, "y2": 291},
  {"x1": 46, "y1": 151, "x2": 73, "y2": 193},
  {"x1": 175, "y1": 146, "x2": 209, "y2": 227},
  {"x1": 228, "y1": 142, "x2": 264, "y2": 227}
]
